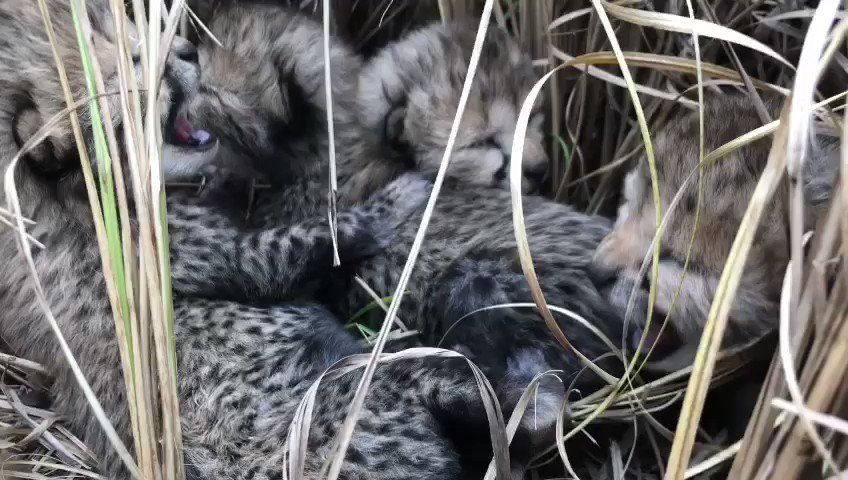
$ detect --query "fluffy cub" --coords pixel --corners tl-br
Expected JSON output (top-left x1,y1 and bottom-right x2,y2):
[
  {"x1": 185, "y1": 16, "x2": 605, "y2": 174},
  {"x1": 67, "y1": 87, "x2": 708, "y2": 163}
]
[
  {"x1": 358, "y1": 19, "x2": 549, "y2": 193},
  {"x1": 595, "y1": 93, "x2": 841, "y2": 347},
  {"x1": 188, "y1": 3, "x2": 632, "y2": 441}
]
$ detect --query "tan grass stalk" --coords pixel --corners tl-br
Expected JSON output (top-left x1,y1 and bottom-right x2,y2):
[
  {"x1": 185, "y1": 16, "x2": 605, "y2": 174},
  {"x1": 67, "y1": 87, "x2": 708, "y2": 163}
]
[
  {"x1": 549, "y1": 49, "x2": 701, "y2": 104},
  {"x1": 24, "y1": 1, "x2": 143, "y2": 475},
  {"x1": 437, "y1": 303, "x2": 622, "y2": 356},
  {"x1": 549, "y1": 50, "x2": 790, "y2": 94},
  {"x1": 778, "y1": 245, "x2": 840, "y2": 472},
  {"x1": 2, "y1": 94, "x2": 141, "y2": 478},
  {"x1": 670, "y1": 2, "x2": 836, "y2": 478},
  {"x1": 5, "y1": 1, "x2": 190, "y2": 477},
  {"x1": 637, "y1": 0, "x2": 706, "y2": 387},
  {"x1": 286, "y1": 348, "x2": 509, "y2": 480},
  {"x1": 323, "y1": 0, "x2": 341, "y2": 266},
  {"x1": 70, "y1": 1, "x2": 159, "y2": 475},
  {"x1": 601, "y1": 0, "x2": 792, "y2": 67},
  {"x1": 663, "y1": 83, "x2": 794, "y2": 480}
]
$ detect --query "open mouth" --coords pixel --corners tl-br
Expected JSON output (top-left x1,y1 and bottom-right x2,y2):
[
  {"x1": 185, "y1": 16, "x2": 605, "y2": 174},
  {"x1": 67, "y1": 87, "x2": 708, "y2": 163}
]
[
  {"x1": 161, "y1": 102, "x2": 220, "y2": 180},
  {"x1": 165, "y1": 110, "x2": 216, "y2": 151}
]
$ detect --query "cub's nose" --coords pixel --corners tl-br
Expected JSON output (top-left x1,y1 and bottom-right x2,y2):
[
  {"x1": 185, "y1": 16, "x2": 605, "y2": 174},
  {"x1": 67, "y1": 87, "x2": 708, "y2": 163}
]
[
  {"x1": 172, "y1": 37, "x2": 199, "y2": 64},
  {"x1": 523, "y1": 161, "x2": 548, "y2": 193},
  {"x1": 526, "y1": 162, "x2": 548, "y2": 184}
]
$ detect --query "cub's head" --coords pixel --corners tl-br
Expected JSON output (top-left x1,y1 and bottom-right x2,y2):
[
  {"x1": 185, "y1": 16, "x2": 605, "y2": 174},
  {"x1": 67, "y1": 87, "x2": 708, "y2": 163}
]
[
  {"x1": 358, "y1": 20, "x2": 549, "y2": 193},
  {"x1": 185, "y1": 3, "x2": 390, "y2": 199},
  {"x1": 0, "y1": 0, "x2": 214, "y2": 217},
  {"x1": 596, "y1": 93, "x2": 840, "y2": 345}
]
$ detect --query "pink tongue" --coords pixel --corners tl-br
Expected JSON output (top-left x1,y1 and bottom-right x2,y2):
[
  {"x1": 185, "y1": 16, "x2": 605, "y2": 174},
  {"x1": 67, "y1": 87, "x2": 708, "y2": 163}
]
[
  {"x1": 174, "y1": 115, "x2": 194, "y2": 144},
  {"x1": 174, "y1": 115, "x2": 212, "y2": 146}
]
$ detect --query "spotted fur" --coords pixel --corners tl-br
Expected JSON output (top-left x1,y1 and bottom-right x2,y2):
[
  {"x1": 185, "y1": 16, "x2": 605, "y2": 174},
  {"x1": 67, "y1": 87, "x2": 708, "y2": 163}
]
[
  {"x1": 0, "y1": 2, "x2": 521, "y2": 478},
  {"x1": 189, "y1": 4, "x2": 632, "y2": 438}
]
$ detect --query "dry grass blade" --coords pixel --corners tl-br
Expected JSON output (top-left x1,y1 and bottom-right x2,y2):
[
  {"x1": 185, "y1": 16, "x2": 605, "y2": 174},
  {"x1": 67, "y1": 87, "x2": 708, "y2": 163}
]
[
  {"x1": 4, "y1": 1, "x2": 193, "y2": 477},
  {"x1": 549, "y1": 48, "x2": 699, "y2": 104},
  {"x1": 323, "y1": 0, "x2": 341, "y2": 266},
  {"x1": 324, "y1": 3, "x2": 513, "y2": 480},
  {"x1": 785, "y1": 0, "x2": 841, "y2": 328},
  {"x1": 601, "y1": 0, "x2": 793, "y2": 67},
  {"x1": 663, "y1": 89, "x2": 793, "y2": 480},
  {"x1": 771, "y1": 398, "x2": 848, "y2": 437},
  {"x1": 554, "y1": 402, "x2": 582, "y2": 480},
  {"x1": 2, "y1": 385, "x2": 84, "y2": 469},
  {"x1": 80, "y1": 0, "x2": 184, "y2": 475},
  {"x1": 2, "y1": 105, "x2": 140, "y2": 479},
  {"x1": 0, "y1": 354, "x2": 48, "y2": 375},
  {"x1": 779, "y1": 250, "x2": 839, "y2": 471},
  {"x1": 482, "y1": 369, "x2": 566, "y2": 480},
  {"x1": 0, "y1": 216, "x2": 43, "y2": 248},
  {"x1": 569, "y1": 3, "x2": 680, "y2": 450},
  {"x1": 352, "y1": 276, "x2": 410, "y2": 331},
  {"x1": 778, "y1": 5, "x2": 844, "y2": 473},
  {"x1": 683, "y1": 441, "x2": 741, "y2": 478},
  {"x1": 511, "y1": 57, "x2": 618, "y2": 386},
  {"x1": 71, "y1": 0, "x2": 159, "y2": 474},
  {"x1": 438, "y1": 303, "x2": 622, "y2": 357},
  {"x1": 285, "y1": 348, "x2": 508, "y2": 480},
  {"x1": 639, "y1": 0, "x2": 707, "y2": 390},
  {"x1": 548, "y1": 50, "x2": 789, "y2": 95},
  {"x1": 184, "y1": 3, "x2": 223, "y2": 47},
  {"x1": 738, "y1": 3, "x2": 844, "y2": 479},
  {"x1": 113, "y1": 0, "x2": 188, "y2": 476},
  {"x1": 586, "y1": 0, "x2": 662, "y2": 364},
  {"x1": 0, "y1": 207, "x2": 35, "y2": 225},
  {"x1": 4, "y1": 2, "x2": 144, "y2": 476},
  {"x1": 151, "y1": 2, "x2": 188, "y2": 475},
  {"x1": 700, "y1": 92, "x2": 847, "y2": 169},
  {"x1": 728, "y1": 193, "x2": 844, "y2": 477},
  {"x1": 1, "y1": 459, "x2": 104, "y2": 479},
  {"x1": 842, "y1": 63, "x2": 848, "y2": 268}
]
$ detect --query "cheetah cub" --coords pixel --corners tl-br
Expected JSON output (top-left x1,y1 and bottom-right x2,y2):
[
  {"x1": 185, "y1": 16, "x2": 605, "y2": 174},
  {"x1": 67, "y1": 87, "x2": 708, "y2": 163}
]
[
  {"x1": 596, "y1": 93, "x2": 841, "y2": 348},
  {"x1": 357, "y1": 19, "x2": 549, "y2": 193},
  {"x1": 188, "y1": 3, "x2": 633, "y2": 444}
]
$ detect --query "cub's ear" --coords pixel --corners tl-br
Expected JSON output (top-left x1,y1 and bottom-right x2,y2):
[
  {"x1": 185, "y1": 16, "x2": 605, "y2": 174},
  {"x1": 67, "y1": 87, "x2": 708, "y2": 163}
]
[
  {"x1": 12, "y1": 105, "x2": 74, "y2": 176},
  {"x1": 803, "y1": 134, "x2": 841, "y2": 206}
]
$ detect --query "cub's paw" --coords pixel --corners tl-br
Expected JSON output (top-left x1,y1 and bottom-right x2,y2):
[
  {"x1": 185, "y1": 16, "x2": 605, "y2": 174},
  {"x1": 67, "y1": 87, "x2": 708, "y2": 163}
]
[
  {"x1": 357, "y1": 172, "x2": 433, "y2": 232},
  {"x1": 389, "y1": 172, "x2": 434, "y2": 196},
  {"x1": 334, "y1": 214, "x2": 385, "y2": 265},
  {"x1": 381, "y1": 172, "x2": 433, "y2": 214}
]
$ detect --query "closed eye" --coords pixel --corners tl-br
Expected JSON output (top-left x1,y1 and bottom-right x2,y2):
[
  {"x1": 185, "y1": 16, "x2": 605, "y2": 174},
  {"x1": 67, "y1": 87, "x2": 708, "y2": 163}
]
[{"x1": 466, "y1": 137, "x2": 500, "y2": 150}]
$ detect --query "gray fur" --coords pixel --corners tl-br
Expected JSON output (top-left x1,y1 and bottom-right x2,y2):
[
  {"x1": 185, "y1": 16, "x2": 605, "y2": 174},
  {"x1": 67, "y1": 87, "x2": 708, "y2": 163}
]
[
  {"x1": 357, "y1": 19, "x2": 549, "y2": 193},
  {"x1": 0, "y1": 0, "x2": 200, "y2": 473},
  {"x1": 0, "y1": 2, "x2": 518, "y2": 478},
  {"x1": 188, "y1": 4, "x2": 632, "y2": 436},
  {"x1": 185, "y1": 4, "x2": 398, "y2": 202}
]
